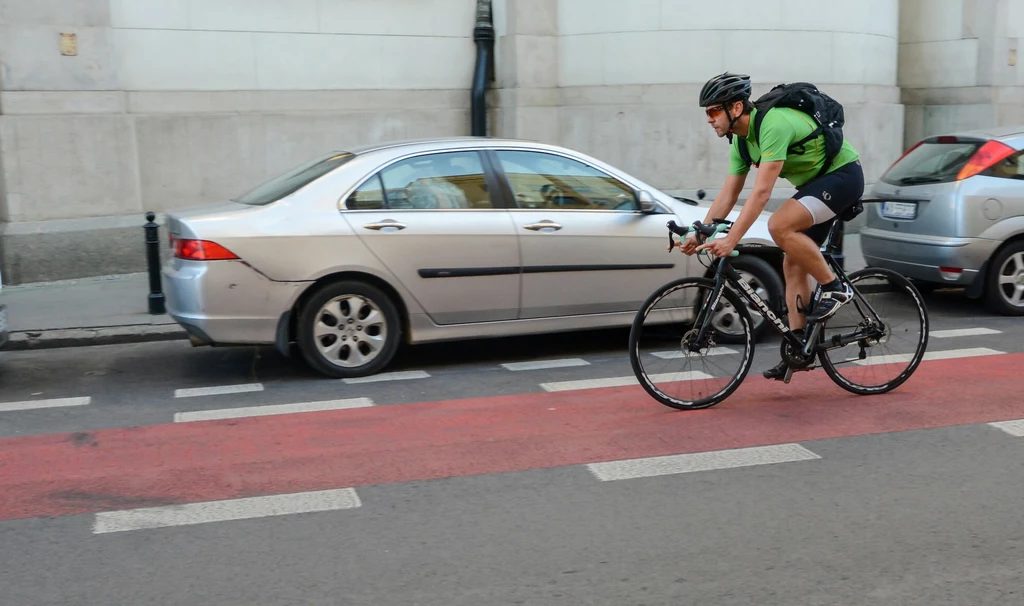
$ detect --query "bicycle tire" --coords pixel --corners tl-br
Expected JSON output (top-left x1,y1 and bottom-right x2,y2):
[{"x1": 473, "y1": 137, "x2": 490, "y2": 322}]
[
  {"x1": 629, "y1": 277, "x2": 756, "y2": 410},
  {"x1": 818, "y1": 267, "x2": 930, "y2": 395}
]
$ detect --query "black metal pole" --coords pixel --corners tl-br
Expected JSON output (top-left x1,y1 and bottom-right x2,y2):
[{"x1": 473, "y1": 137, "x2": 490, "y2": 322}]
[
  {"x1": 471, "y1": 0, "x2": 494, "y2": 136},
  {"x1": 144, "y1": 211, "x2": 166, "y2": 314}
]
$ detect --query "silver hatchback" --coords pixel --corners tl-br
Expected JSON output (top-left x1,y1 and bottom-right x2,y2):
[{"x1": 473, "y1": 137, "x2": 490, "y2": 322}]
[
  {"x1": 161, "y1": 137, "x2": 783, "y2": 379},
  {"x1": 861, "y1": 125, "x2": 1024, "y2": 315}
]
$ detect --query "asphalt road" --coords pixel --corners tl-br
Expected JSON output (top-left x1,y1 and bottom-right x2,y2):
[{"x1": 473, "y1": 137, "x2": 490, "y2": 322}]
[{"x1": 1, "y1": 289, "x2": 1022, "y2": 605}]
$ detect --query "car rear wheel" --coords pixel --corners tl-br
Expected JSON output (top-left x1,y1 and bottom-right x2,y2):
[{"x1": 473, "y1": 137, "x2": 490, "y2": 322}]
[
  {"x1": 297, "y1": 280, "x2": 402, "y2": 378},
  {"x1": 985, "y1": 241, "x2": 1024, "y2": 316}
]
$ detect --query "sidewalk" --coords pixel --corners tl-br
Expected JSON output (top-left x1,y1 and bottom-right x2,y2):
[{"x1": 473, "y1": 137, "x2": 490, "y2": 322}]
[
  {"x1": 0, "y1": 236, "x2": 868, "y2": 351},
  {"x1": 2, "y1": 273, "x2": 186, "y2": 350}
]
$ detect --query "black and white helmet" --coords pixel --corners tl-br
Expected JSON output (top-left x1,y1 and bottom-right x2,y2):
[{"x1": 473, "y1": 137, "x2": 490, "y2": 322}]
[{"x1": 699, "y1": 72, "x2": 752, "y2": 107}]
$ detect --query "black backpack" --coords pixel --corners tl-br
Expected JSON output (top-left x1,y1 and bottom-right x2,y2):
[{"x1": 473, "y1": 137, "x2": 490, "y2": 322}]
[{"x1": 737, "y1": 82, "x2": 845, "y2": 180}]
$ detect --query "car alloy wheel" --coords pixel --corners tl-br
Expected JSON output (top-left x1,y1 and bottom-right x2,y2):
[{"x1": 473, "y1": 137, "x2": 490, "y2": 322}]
[
  {"x1": 987, "y1": 242, "x2": 1024, "y2": 316},
  {"x1": 297, "y1": 280, "x2": 402, "y2": 378},
  {"x1": 315, "y1": 294, "x2": 387, "y2": 367}
]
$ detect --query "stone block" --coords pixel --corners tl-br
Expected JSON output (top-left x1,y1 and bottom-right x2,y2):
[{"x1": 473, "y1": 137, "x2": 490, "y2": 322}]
[
  {"x1": 113, "y1": 29, "x2": 257, "y2": 91},
  {"x1": 109, "y1": 0, "x2": 188, "y2": 29},
  {"x1": 318, "y1": 0, "x2": 475, "y2": 37},
  {"x1": 0, "y1": 91, "x2": 125, "y2": 115},
  {"x1": 187, "y1": 0, "x2": 319, "y2": 33},
  {"x1": 0, "y1": 25, "x2": 119, "y2": 91},
  {"x1": 0, "y1": 0, "x2": 110, "y2": 26},
  {"x1": 899, "y1": 40, "x2": 979, "y2": 88},
  {"x1": 0, "y1": 215, "x2": 155, "y2": 284},
  {"x1": 559, "y1": 0, "x2": 660, "y2": 35},
  {"x1": 0, "y1": 115, "x2": 140, "y2": 222},
  {"x1": 504, "y1": 0, "x2": 557, "y2": 36},
  {"x1": 899, "y1": 0, "x2": 964, "y2": 43}
]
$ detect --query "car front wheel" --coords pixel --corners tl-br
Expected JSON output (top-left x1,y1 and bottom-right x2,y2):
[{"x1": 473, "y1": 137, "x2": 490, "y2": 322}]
[{"x1": 297, "y1": 280, "x2": 402, "y2": 378}]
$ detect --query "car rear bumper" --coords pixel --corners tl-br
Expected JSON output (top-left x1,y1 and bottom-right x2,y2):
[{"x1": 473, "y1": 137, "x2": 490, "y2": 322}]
[
  {"x1": 162, "y1": 259, "x2": 310, "y2": 345},
  {"x1": 859, "y1": 228, "x2": 1000, "y2": 285}
]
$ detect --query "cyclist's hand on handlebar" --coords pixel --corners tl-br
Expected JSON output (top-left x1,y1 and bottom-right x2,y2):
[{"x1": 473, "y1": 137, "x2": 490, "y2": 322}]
[
  {"x1": 695, "y1": 235, "x2": 738, "y2": 258},
  {"x1": 677, "y1": 232, "x2": 699, "y2": 255}
]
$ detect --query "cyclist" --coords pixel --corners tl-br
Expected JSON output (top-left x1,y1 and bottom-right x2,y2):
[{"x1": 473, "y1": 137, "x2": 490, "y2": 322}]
[{"x1": 678, "y1": 72, "x2": 865, "y2": 380}]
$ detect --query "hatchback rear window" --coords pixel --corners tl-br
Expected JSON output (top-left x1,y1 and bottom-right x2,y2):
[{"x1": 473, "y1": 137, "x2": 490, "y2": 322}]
[
  {"x1": 880, "y1": 140, "x2": 982, "y2": 186},
  {"x1": 235, "y1": 152, "x2": 355, "y2": 205}
]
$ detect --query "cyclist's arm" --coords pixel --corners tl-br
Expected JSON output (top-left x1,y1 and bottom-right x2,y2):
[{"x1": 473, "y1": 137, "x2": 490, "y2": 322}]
[{"x1": 724, "y1": 160, "x2": 783, "y2": 244}]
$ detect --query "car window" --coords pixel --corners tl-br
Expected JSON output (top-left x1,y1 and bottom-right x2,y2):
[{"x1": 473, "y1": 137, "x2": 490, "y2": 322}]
[
  {"x1": 236, "y1": 152, "x2": 354, "y2": 205},
  {"x1": 988, "y1": 150, "x2": 1024, "y2": 180},
  {"x1": 347, "y1": 151, "x2": 492, "y2": 210},
  {"x1": 348, "y1": 174, "x2": 387, "y2": 210},
  {"x1": 495, "y1": 150, "x2": 637, "y2": 211},
  {"x1": 880, "y1": 142, "x2": 981, "y2": 185}
]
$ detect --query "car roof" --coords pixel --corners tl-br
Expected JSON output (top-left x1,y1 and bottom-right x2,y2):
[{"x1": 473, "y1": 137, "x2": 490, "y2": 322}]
[
  {"x1": 928, "y1": 124, "x2": 1024, "y2": 141},
  {"x1": 344, "y1": 136, "x2": 566, "y2": 155}
]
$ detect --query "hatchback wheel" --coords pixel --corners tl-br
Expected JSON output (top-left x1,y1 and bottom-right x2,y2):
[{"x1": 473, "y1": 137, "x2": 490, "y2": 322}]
[
  {"x1": 297, "y1": 280, "x2": 402, "y2": 378},
  {"x1": 985, "y1": 241, "x2": 1024, "y2": 316}
]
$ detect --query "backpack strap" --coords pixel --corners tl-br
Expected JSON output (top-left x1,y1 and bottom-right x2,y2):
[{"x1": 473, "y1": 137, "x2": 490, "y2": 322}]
[
  {"x1": 737, "y1": 107, "x2": 767, "y2": 169},
  {"x1": 737, "y1": 136, "x2": 753, "y2": 168}
]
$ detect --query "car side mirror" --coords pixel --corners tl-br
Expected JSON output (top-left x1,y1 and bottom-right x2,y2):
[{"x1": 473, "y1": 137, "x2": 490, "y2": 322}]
[{"x1": 637, "y1": 190, "x2": 658, "y2": 213}]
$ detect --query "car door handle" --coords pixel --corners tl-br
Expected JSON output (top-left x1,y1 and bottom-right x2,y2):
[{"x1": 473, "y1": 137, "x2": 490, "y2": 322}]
[
  {"x1": 363, "y1": 220, "x2": 407, "y2": 231},
  {"x1": 523, "y1": 221, "x2": 562, "y2": 231}
]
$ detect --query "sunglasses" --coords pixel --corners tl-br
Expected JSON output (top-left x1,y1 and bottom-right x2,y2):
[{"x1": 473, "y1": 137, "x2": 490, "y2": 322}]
[{"x1": 705, "y1": 105, "x2": 726, "y2": 118}]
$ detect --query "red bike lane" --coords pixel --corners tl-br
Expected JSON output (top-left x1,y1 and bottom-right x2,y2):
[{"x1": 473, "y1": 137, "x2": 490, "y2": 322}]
[{"x1": 1, "y1": 352, "x2": 1021, "y2": 522}]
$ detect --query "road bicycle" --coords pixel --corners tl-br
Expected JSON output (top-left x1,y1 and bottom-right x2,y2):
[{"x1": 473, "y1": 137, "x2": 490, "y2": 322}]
[{"x1": 628, "y1": 201, "x2": 930, "y2": 410}]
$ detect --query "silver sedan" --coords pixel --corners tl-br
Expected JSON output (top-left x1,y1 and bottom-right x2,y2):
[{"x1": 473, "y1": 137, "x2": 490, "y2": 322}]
[{"x1": 162, "y1": 137, "x2": 783, "y2": 378}]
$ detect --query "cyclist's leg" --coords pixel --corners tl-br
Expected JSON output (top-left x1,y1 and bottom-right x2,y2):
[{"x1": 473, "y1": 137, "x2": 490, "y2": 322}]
[
  {"x1": 768, "y1": 201, "x2": 834, "y2": 287},
  {"x1": 776, "y1": 160, "x2": 865, "y2": 321},
  {"x1": 782, "y1": 254, "x2": 812, "y2": 331}
]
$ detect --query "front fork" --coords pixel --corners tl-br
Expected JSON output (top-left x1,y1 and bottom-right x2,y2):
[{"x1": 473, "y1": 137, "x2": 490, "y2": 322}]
[{"x1": 690, "y1": 268, "x2": 729, "y2": 352}]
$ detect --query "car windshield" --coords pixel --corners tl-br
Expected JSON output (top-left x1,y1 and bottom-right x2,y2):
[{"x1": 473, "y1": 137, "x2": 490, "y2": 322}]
[
  {"x1": 234, "y1": 152, "x2": 355, "y2": 205},
  {"x1": 880, "y1": 141, "x2": 982, "y2": 186}
]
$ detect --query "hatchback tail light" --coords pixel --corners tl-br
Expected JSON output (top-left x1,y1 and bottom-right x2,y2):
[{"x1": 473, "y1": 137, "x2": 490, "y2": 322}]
[
  {"x1": 174, "y1": 238, "x2": 239, "y2": 261},
  {"x1": 955, "y1": 140, "x2": 1017, "y2": 181}
]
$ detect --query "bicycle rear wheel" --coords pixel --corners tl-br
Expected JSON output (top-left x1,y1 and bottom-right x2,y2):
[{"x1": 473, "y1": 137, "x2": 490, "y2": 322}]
[
  {"x1": 818, "y1": 268, "x2": 929, "y2": 395},
  {"x1": 629, "y1": 277, "x2": 756, "y2": 410}
]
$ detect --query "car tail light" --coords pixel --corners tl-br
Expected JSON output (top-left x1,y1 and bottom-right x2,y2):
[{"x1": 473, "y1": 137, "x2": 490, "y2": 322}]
[
  {"x1": 174, "y1": 238, "x2": 239, "y2": 261},
  {"x1": 956, "y1": 140, "x2": 1016, "y2": 181}
]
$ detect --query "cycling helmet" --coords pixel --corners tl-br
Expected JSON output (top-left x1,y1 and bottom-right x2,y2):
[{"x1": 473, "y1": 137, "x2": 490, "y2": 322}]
[
  {"x1": 699, "y1": 72, "x2": 751, "y2": 107},
  {"x1": 699, "y1": 72, "x2": 752, "y2": 142}
]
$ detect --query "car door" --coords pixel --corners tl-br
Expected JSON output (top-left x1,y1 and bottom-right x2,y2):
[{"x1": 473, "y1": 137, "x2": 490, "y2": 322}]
[
  {"x1": 489, "y1": 149, "x2": 681, "y2": 319},
  {"x1": 342, "y1": 150, "x2": 520, "y2": 325}
]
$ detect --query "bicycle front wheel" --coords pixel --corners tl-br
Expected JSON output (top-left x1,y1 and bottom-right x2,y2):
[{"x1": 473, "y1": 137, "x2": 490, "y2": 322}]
[
  {"x1": 818, "y1": 268, "x2": 930, "y2": 395},
  {"x1": 629, "y1": 277, "x2": 756, "y2": 410}
]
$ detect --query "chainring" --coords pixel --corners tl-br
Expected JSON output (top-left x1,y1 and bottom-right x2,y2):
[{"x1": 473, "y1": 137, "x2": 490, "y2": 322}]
[{"x1": 780, "y1": 337, "x2": 815, "y2": 369}]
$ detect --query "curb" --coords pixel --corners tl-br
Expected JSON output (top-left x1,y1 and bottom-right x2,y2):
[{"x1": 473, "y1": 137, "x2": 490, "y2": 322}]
[{"x1": 4, "y1": 324, "x2": 188, "y2": 351}]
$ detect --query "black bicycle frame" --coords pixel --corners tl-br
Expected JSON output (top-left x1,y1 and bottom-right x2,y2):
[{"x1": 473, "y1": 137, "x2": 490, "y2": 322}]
[{"x1": 689, "y1": 216, "x2": 886, "y2": 359}]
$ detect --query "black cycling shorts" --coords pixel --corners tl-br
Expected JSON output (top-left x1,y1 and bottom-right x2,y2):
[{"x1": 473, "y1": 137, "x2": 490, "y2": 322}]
[{"x1": 795, "y1": 159, "x2": 865, "y2": 245}]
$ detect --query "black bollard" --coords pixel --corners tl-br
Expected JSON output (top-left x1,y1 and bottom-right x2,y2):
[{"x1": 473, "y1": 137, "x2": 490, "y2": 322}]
[{"x1": 144, "y1": 211, "x2": 166, "y2": 314}]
